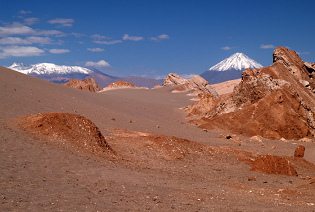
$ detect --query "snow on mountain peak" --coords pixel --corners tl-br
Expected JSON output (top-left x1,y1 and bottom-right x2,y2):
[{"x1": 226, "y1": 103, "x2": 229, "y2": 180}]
[
  {"x1": 8, "y1": 62, "x2": 93, "y2": 75},
  {"x1": 209, "y1": 52, "x2": 263, "y2": 72}
]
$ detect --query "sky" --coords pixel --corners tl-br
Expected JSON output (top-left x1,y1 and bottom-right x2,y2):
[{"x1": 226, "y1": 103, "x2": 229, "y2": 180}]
[{"x1": 0, "y1": 0, "x2": 315, "y2": 77}]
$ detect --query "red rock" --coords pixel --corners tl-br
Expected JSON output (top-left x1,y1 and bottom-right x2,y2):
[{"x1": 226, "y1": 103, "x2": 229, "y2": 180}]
[
  {"x1": 294, "y1": 145, "x2": 305, "y2": 158},
  {"x1": 188, "y1": 47, "x2": 315, "y2": 140},
  {"x1": 251, "y1": 155, "x2": 298, "y2": 176},
  {"x1": 106, "y1": 80, "x2": 135, "y2": 88},
  {"x1": 18, "y1": 112, "x2": 113, "y2": 154},
  {"x1": 65, "y1": 78, "x2": 100, "y2": 92}
]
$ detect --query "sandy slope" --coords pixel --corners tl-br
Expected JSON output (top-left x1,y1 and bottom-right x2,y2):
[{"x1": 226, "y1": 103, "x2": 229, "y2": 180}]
[
  {"x1": 210, "y1": 78, "x2": 241, "y2": 95},
  {"x1": 1, "y1": 67, "x2": 315, "y2": 211}
]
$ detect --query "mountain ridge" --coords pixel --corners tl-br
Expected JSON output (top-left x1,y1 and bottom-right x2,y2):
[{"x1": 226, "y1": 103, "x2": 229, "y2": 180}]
[{"x1": 7, "y1": 62, "x2": 162, "y2": 88}]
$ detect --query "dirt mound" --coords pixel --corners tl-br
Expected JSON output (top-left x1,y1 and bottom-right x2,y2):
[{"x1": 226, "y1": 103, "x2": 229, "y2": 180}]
[
  {"x1": 18, "y1": 112, "x2": 112, "y2": 154},
  {"x1": 108, "y1": 129, "x2": 213, "y2": 161},
  {"x1": 251, "y1": 155, "x2": 298, "y2": 176},
  {"x1": 146, "y1": 135, "x2": 210, "y2": 160},
  {"x1": 107, "y1": 80, "x2": 135, "y2": 88},
  {"x1": 187, "y1": 47, "x2": 315, "y2": 140},
  {"x1": 64, "y1": 78, "x2": 100, "y2": 92}
]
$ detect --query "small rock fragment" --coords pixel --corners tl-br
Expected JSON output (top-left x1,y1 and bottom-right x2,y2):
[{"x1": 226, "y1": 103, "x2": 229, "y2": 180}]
[
  {"x1": 226, "y1": 135, "x2": 232, "y2": 139},
  {"x1": 248, "y1": 176, "x2": 256, "y2": 181},
  {"x1": 294, "y1": 145, "x2": 305, "y2": 158}
]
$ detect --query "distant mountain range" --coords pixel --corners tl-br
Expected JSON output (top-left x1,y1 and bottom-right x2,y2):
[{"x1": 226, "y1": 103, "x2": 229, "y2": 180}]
[
  {"x1": 201, "y1": 53, "x2": 262, "y2": 84},
  {"x1": 7, "y1": 53, "x2": 262, "y2": 88},
  {"x1": 8, "y1": 63, "x2": 162, "y2": 88}
]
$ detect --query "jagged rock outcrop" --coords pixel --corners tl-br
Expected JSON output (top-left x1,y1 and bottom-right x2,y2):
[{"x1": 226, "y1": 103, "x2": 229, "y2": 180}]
[
  {"x1": 64, "y1": 78, "x2": 100, "y2": 92},
  {"x1": 187, "y1": 47, "x2": 315, "y2": 140},
  {"x1": 99, "y1": 80, "x2": 147, "y2": 92},
  {"x1": 106, "y1": 80, "x2": 135, "y2": 88},
  {"x1": 163, "y1": 73, "x2": 218, "y2": 97}
]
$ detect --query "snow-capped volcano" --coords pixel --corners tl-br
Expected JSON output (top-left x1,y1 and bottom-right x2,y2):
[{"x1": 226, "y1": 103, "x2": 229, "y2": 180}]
[
  {"x1": 209, "y1": 52, "x2": 262, "y2": 72},
  {"x1": 9, "y1": 62, "x2": 92, "y2": 75},
  {"x1": 201, "y1": 52, "x2": 263, "y2": 84}
]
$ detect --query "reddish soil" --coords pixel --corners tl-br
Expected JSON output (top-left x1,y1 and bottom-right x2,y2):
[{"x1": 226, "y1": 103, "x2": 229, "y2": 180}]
[
  {"x1": 251, "y1": 155, "x2": 298, "y2": 176},
  {"x1": 1, "y1": 66, "x2": 315, "y2": 211},
  {"x1": 18, "y1": 112, "x2": 113, "y2": 154}
]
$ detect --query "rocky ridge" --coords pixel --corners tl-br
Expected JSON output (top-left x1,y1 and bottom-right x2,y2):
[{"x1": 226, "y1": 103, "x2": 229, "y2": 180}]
[
  {"x1": 187, "y1": 47, "x2": 315, "y2": 140},
  {"x1": 163, "y1": 73, "x2": 218, "y2": 98}
]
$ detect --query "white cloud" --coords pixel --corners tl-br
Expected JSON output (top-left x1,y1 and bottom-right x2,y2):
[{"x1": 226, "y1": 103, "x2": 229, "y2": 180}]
[
  {"x1": 49, "y1": 49, "x2": 70, "y2": 54},
  {"x1": 19, "y1": 10, "x2": 32, "y2": 15},
  {"x1": 0, "y1": 45, "x2": 44, "y2": 59},
  {"x1": 0, "y1": 36, "x2": 51, "y2": 45},
  {"x1": 221, "y1": 46, "x2": 232, "y2": 51},
  {"x1": 87, "y1": 47, "x2": 104, "y2": 52},
  {"x1": 122, "y1": 34, "x2": 144, "y2": 41},
  {"x1": 260, "y1": 44, "x2": 274, "y2": 49},
  {"x1": 27, "y1": 36, "x2": 51, "y2": 44},
  {"x1": 23, "y1": 17, "x2": 39, "y2": 26},
  {"x1": 48, "y1": 18, "x2": 74, "y2": 27},
  {"x1": 71, "y1": 32, "x2": 85, "y2": 38},
  {"x1": 85, "y1": 60, "x2": 110, "y2": 69},
  {"x1": 94, "y1": 40, "x2": 122, "y2": 45},
  {"x1": 91, "y1": 34, "x2": 107, "y2": 40},
  {"x1": 0, "y1": 23, "x2": 64, "y2": 37},
  {"x1": 0, "y1": 24, "x2": 35, "y2": 35},
  {"x1": 36, "y1": 29, "x2": 64, "y2": 36},
  {"x1": 91, "y1": 34, "x2": 122, "y2": 45},
  {"x1": 150, "y1": 34, "x2": 169, "y2": 41}
]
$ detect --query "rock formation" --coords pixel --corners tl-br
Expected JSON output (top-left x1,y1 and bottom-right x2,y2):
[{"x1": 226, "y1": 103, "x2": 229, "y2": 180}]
[
  {"x1": 163, "y1": 73, "x2": 218, "y2": 97},
  {"x1": 98, "y1": 80, "x2": 147, "y2": 92},
  {"x1": 64, "y1": 78, "x2": 100, "y2": 92},
  {"x1": 106, "y1": 80, "x2": 135, "y2": 88},
  {"x1": 187, "y1": 47, "x2": 315, "y2": 140}
]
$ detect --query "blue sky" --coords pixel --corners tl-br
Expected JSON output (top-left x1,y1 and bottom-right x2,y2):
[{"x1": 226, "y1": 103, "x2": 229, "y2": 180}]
[{"x1": 0, "y1": 0, "x2": 314, "y2": 77}]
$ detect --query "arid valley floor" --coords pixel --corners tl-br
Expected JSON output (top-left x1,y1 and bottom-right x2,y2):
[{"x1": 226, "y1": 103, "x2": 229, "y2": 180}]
[{"x1": 1, "y1": 64, "x2": 315, "y2": 211}]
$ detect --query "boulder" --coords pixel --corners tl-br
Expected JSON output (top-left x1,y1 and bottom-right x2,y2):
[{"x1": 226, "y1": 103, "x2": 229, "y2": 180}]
[{"x1": 294, "y1": 145, "x2": 305, "y2": 158}]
